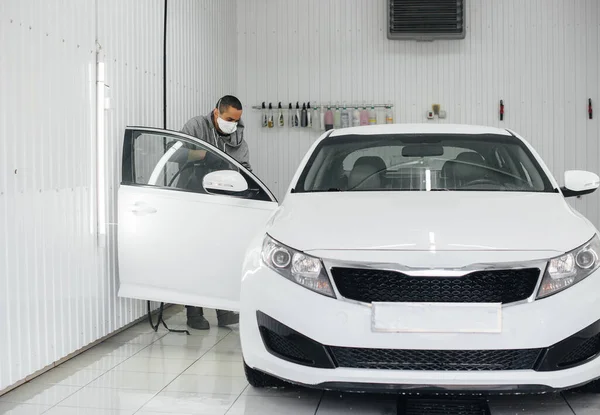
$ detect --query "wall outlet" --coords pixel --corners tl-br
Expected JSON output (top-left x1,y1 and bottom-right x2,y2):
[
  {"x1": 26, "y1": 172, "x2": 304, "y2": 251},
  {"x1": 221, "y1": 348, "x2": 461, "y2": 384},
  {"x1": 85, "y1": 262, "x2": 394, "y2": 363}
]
[
  {"x1": 427, "y1": 110, "x2": 435, "y2": 119},
  {"x1": 439, "y1": 110, "x2": 447, "y2": 119}
]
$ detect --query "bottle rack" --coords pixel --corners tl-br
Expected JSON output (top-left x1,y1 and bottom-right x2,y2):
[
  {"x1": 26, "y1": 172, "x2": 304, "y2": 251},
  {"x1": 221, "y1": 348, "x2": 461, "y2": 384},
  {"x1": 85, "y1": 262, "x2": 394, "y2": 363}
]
[{"x1": 251, "y1": 103, "x2": 394, "y2": 110}]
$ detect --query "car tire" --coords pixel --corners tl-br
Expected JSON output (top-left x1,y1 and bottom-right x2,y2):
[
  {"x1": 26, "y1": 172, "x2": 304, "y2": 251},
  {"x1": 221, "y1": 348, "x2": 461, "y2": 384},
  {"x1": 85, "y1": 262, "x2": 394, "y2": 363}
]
[{"x1": 244, "y1": 361, "x2": 287, "y2": 388}]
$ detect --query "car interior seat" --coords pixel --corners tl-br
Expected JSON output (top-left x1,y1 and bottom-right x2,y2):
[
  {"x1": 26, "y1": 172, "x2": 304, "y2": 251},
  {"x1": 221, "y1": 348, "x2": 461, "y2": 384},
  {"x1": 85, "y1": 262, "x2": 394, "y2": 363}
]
[
  {"x1": 348, "y1": 156, "x2": 387, "y2": 190},
  {"x1": 441, "y1": 152, "x2": 486, "y2": 188}
]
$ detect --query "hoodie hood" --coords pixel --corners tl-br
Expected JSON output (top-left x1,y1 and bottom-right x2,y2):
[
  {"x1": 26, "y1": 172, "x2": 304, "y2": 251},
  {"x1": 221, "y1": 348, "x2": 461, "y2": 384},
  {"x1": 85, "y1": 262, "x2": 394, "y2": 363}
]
[{"x1": 208, "y1": 111, "x2": 245, "y2": 149}]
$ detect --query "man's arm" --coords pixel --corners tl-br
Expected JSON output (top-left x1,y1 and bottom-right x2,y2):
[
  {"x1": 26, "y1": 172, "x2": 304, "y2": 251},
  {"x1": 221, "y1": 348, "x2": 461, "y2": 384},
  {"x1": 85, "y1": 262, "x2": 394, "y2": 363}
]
[{"x1": 180, "y1": 116, "x2": 210, "y2": 161}]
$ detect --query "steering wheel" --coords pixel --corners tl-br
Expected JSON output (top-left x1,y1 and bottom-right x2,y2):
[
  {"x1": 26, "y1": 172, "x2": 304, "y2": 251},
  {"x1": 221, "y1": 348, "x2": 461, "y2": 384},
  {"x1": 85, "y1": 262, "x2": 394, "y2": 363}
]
[{"x1": 460, "y1": 178, "x2": 499, "y2": 188}]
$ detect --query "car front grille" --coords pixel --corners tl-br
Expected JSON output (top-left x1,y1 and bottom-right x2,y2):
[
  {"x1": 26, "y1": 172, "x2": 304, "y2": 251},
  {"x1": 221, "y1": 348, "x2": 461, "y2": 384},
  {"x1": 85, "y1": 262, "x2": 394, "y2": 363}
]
[
  {"x1": 259, "y1": 327, "x2": 312, "y2": 364},
  {"x1": 329, "y1": 347, "x2": 542, "y2": 371},
  {"x1": 330, "y1": 267, "x2": 540, "y2": 304}
]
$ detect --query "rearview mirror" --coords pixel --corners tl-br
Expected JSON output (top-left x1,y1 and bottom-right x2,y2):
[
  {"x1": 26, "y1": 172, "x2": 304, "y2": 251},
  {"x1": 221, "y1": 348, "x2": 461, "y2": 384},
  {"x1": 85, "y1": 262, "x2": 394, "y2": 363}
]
[
  {"x1": 203, "y1": 170, "x2": 248, "y2": 195},
  {"x1": 402, "y1": 144, "x2": 444, "y2": 157},
  {"x1": 561, "y1": 170, "x2": 600, "y2": 198}
]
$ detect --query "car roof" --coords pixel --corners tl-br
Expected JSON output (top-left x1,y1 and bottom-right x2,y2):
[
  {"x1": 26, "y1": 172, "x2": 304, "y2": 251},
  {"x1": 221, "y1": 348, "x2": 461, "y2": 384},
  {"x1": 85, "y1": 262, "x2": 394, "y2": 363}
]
[{"x1": 327, "y1": 123, "x2": 513, "y2": 137}]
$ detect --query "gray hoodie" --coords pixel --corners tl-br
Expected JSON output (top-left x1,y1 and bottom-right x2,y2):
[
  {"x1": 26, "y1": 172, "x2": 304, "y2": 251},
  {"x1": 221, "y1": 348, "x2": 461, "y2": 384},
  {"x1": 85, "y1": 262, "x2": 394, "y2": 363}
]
[{"x1": 180, "y1": 111, "x2": 252, "y2": 171}]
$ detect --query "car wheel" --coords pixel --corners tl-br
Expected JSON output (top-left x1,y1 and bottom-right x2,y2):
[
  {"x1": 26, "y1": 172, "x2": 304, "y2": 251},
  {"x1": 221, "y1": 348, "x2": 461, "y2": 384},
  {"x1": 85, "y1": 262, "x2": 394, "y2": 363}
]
[{"x1": 244, "y1": 361, "x2": 287, "y2": 388}]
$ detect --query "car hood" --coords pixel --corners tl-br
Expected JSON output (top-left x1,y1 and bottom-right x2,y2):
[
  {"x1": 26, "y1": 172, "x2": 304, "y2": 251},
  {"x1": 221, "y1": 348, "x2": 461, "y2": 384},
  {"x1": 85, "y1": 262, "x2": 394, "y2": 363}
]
[{"x1": 266, "y1": 192, "x2": 595, "y2": 253}]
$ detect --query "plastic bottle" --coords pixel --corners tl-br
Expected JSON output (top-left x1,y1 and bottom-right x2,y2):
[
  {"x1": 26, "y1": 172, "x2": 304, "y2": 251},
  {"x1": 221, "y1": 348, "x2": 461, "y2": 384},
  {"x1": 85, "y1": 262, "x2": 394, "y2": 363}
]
[
  {"x1": 368, "y1": 104, "x2": 377, "y2": 125},
  {"x1": 340, "y1": 103, "x2": 350, "y2": 128},
  {"x1": 324, "y1": 105, "x2": 334, "y2": 131},
  {"x1": 376, "y1": 106, "x2": 385, "y2": 125},
  {"x1": 288, "y1": 103, "x2": 294, "y2": 127},
  {"x1": 307, "y1": 102, "x2": 312, "y2": 128},
  {"x1": 313, "y1": 104, "x2": 321, "y2": 131},
  {"x1": 352, "y1": 105, "x2": 361, "y2": 127},
  {"x1": 294, "y1": 102, "x2": 301, "y2": 127},
  {"x1": 261, "y1": 102, "x2": 268, "y2": 127},
  {"x1": 278, "y1": 102, "x2": 284, "y2": 127},
  {"x1": 300, "y1": 103, "x2": 308, "y2": 127},
  {"x1": 333, "y1": 103, "x2": 341, "y2": 129},
  {"x1": 319, "y1": 105, "x2": 326, "y2": 131},
  {"x1": 267, "y1": 103, "x2": 274, "y2": 128},
  {"x1": 360, "y1": 103, "x2": 369, "y2": 126},
  {"x1": 386, "y1": 105, "x2": 394, "y2": 124}
]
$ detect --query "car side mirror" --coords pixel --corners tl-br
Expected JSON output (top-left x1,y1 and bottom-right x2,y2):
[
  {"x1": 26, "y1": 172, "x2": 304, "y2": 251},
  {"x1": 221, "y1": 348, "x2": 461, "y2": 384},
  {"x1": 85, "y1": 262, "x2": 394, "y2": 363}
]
[
  {"x1": 561, "y1": 170, "x2": 600, "y2": 198},
  {"x1": 203, "y1": 170, "x2": 248, "y2": 195}
]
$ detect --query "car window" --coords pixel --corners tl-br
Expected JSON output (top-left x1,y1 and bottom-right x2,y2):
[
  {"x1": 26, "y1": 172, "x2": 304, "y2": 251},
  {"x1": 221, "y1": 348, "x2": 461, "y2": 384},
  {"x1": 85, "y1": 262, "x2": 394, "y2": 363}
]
[
  {"x1": 294, "y1": 133, "x2": 555, "y2": 193},
  {"x1": 122, "y1": 130, "x2": 272, "y2": 201}
]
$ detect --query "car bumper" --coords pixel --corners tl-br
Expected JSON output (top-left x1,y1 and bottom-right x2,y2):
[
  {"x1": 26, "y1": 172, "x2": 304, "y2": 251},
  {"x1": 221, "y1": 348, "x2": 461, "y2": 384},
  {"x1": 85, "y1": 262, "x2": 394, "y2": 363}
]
[{"x1": 239, "y1": 264, "x2": 600, "y2": 392}]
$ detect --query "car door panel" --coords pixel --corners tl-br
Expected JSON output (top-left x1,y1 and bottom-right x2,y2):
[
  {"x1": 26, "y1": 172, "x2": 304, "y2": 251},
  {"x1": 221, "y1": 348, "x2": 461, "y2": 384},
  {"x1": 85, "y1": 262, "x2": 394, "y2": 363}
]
[{"x1": 117, "y1": 127, "x2": 278, "y2": 311}]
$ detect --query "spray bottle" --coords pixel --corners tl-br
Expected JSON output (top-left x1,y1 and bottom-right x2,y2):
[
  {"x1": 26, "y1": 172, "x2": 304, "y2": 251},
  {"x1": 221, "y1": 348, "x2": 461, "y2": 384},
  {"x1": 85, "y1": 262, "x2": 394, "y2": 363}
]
[
  {"x1": 324, "y1": 104, "x2": 334, "y2": 131},
  {"x1": 386, "y1": 104, "x2": 394, "y2": 124},
  {"x1": 376, "y1": 105, "x2": 385, "y2": 125},
  {"x1": 267, "y1": 103, "x2": 274, "y2": 128},
  {"x1": 340, "y1": 102, "x2": 350, "y2": 128},
  {"x1": 333, "y1": 102, "x2": 341, "y2": 129},
  {"x1": 261, "y1": 102, "x2": 268, "y2": 127},
  {"x1": 278, "y1": 102, "x2": 284, "y2": 127},
  {"x1": 352, "y1": 105, "x2": 361, "y2": 127},
  {"x1": 368, "y1": 104, "x2": 377, "y2": 125},
  {"x1": 360, "y1": 102, "x2": 369, "y2": 126},
  {"x1": 313, "y1": 104, "x2": 321, "y2": 131},
  {"x1": 301, "y1": 103, "x2": 308, "y2": 127},
  {"x1": 288, "y1": 103, "x2": 294, "y2": 127},
  {"x1": 307, "y1": 102, "x2": 312, "y2": 128},
  {"x1": 295, "y1": 102, "x2": 301, "y2": 127}
]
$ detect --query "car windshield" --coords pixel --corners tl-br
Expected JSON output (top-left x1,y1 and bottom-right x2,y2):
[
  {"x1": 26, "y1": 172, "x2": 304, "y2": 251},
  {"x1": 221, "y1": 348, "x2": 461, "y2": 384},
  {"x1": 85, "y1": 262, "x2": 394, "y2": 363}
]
[{"x1": 294, "y1": 133, "x2": 556, "y2": 193}]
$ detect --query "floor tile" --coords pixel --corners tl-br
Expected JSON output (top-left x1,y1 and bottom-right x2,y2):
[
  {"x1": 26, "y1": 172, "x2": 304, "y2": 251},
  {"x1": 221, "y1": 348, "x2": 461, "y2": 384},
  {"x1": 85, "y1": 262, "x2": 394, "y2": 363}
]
[
  {"x1": 563, "y1": 392, "x2": 600, "y2": 415},
  {"x1": 225, "y1": 394, "x2": 318, "y2": 415},
  {"x1": 112, "y1": 357, "x2": 197, "y2": 374},
  {"x1": 0, "y1": 383, "x2": 80, "y2": 406},
  {"x1": 135, "y1": 346, "x2": 211, "y2": 360},
  {"x1": 198, "y1": 350, "x2": 243, "y2": 362},
  {"x1": 152, "y1": 334, "x2": 222, "y2": 349},
  {"x1": 104, "y1": 331, "x2": 166, "y2": 345},
  {"x1": 44, "y1": 407, "x2": 135, "y2": 415},
  {"x1": 0, "y1": 402, "x2": 50, "y2": 414},
  {"x1": 139, "y1": 391, "x2": 238, "y2": 414},
  {"x1": 183, "y1": 361, "x2": 245, "y2": 377},
  {"x1": 164, "y1": 374, "x2": 248, "y2": 395},
  {"x1": 487, "y1": 393, "x2": 573, "y2": 414},
  {"x1": 58, "y1": 354, "x2": 128, "y2": 371},
  {"x1": 85, "y1": 370, "x2": 178, "y2": 392},
  {"x1": 57, "y1": 387, "x2": 156, "y2": 411},
  {"x1": 82, "y1": 342, "x2": 148, "y2": 357},
  {"x1": 28, "y1": 367, "x2": 105, "y2": 387},
  {"x1": 316, "y1": 392, "x2": 397, "y2": 414}
]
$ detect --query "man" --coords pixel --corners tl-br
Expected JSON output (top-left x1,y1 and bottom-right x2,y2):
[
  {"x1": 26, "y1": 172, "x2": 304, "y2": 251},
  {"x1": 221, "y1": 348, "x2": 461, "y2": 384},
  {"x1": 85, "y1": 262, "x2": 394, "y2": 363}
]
[{"x1": 179, "y1": 95, "x2": 250, "y2": 330}]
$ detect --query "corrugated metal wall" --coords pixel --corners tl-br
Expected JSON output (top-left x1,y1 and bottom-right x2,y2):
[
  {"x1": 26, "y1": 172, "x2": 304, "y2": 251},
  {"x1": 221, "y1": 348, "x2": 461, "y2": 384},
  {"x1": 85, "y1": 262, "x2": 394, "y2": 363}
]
[
  {"x1": 0, "y1": 0, "x2": 235, "y2": 392},
  {"x1": 166, "y1": 0, "x2": 237, "y2": 131},
  {"x1": 236, "y1": 0, "x2": 600, "y2": 228}
]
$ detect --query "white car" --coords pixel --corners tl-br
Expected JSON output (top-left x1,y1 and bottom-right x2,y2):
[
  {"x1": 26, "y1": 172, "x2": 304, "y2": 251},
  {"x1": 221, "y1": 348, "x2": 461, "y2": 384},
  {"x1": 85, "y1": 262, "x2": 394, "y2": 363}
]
[{"x1": 118, "y1": 123, "x2": 600, "y2": 394}]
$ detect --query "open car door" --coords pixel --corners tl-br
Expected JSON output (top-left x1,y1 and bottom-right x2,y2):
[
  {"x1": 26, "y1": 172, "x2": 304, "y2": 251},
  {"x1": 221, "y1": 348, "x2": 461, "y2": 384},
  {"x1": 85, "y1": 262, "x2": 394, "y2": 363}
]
[{"x1": 117, "y1": 127, "x2": 278, "y2": 311}]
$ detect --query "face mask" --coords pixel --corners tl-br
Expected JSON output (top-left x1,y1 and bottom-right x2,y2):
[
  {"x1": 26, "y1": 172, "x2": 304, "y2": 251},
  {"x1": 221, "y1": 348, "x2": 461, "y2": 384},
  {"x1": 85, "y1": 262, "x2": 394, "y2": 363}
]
[{"x1": 216, "y1": 115, "x2": 238, "y2": 134}]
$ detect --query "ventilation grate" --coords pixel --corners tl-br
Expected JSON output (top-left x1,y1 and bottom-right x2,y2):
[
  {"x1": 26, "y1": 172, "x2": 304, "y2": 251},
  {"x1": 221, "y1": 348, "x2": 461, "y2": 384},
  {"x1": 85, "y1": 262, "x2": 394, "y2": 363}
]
[{"x1": 388, "y1": 0, "x2": 466, "y2": 41}]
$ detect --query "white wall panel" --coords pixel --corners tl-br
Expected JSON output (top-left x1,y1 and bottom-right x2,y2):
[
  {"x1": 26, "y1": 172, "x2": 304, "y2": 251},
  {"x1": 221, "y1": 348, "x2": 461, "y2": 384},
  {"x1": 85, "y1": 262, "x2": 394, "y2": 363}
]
[
  {"x1": 237, "y1": 0, "x2": 600, "y2": 229},
  {"x1": 166, "y1": 0, "x2": 237, "y2": 131},
  {"x1": 0, "y1": 0, "x2": 235, "y2": 393}
]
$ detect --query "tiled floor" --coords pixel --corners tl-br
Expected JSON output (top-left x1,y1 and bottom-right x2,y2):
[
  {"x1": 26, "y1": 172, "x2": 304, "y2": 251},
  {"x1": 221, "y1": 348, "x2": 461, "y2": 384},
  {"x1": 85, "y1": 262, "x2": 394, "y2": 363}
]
[{"x1": 2, "y1": 306, "x2": 600, "y2": 414}]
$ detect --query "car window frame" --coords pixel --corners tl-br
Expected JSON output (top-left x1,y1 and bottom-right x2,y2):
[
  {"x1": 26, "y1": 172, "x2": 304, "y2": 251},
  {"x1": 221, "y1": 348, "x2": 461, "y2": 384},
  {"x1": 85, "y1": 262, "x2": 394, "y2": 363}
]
[
  {"x1": 292, "y1": 133, "x2": 558, "y2": 194},
  {"x1": 121, "y1": 126, "x2": 277, "y2": 203}
]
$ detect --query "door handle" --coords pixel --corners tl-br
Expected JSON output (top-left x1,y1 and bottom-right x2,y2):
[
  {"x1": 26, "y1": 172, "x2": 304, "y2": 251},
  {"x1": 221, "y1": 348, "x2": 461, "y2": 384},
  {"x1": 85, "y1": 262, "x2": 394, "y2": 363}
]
[{"x1": 130, "y1": 202, "x2": 157, "y2": 215}]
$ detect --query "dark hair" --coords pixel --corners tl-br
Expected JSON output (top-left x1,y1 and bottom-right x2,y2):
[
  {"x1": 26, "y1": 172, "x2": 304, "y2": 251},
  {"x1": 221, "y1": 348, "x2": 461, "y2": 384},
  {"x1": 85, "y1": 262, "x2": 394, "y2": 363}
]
[{"x1": 216, "y1": 95, "x2": 242, "y2": 113}]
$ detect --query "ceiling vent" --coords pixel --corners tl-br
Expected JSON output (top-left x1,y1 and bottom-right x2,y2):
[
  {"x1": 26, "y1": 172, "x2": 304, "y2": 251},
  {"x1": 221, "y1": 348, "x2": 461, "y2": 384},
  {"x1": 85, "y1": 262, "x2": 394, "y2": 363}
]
[{"x1": 387, "y1": 0, "x2": 466, "y2": 41}]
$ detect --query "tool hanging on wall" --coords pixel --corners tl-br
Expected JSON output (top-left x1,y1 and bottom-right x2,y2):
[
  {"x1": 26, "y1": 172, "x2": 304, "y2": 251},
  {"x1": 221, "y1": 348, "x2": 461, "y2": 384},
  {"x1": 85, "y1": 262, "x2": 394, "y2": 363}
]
[
  {"x1": 499, "y1": 100, "x2": 504, "y2": 121},
  {"x1": 267, "y1": 103, "x2": 274, "y2": 128},
  {"x1": 278, "y1": 102, "x2": 284, "y2": 127},
  {"x1": 589, "y1": 99, "x2": 593, "y2": 120},
  {"x1": 261, "y1": 102, "x2": 268, "y2": 127}
]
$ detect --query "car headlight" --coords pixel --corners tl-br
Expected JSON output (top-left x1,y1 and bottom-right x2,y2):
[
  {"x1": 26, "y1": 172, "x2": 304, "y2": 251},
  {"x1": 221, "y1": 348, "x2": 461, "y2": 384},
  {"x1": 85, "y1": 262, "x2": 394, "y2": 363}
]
[
  {"x1": 261, "y1": 235, "x2": 336, "y2": 298},
  {"x1": 537, "y1": 234, "x2": 600, "y2": 299}
]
